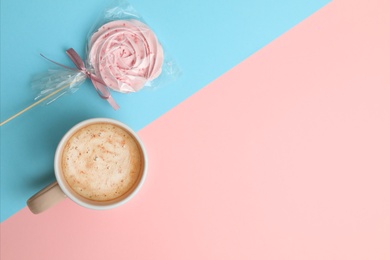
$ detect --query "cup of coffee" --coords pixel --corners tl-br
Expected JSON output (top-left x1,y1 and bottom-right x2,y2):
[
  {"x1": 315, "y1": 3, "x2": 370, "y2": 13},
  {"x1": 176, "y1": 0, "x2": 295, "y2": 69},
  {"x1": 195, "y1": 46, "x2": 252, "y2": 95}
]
[{"x1": 27, "y1": 118, "x2": 147, "y2": 214}]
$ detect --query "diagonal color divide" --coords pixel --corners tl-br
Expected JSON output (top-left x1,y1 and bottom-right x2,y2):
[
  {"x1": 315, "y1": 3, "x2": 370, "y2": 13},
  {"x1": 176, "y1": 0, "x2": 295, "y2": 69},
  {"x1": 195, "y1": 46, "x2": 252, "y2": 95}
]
[
  {"x1": 0, "y1": 0, "x2": 330, "y2": 222},
  {"x1": 2, "y1": 0, "x2": 390, "y2": 259}
]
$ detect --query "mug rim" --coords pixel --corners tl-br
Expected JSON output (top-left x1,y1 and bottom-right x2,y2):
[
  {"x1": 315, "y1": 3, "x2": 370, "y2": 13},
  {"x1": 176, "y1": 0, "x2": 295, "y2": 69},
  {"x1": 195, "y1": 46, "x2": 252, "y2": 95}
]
[{"x1": 54, "y1": 118, "x2": 148, "y2": 210}]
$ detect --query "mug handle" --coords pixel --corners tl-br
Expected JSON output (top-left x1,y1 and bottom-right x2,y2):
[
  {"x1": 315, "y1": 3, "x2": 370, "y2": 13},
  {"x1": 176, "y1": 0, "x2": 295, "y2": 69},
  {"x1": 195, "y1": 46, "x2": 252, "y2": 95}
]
[{"x1": 27, "y1": 181, "x2": 67, "y2": 214}]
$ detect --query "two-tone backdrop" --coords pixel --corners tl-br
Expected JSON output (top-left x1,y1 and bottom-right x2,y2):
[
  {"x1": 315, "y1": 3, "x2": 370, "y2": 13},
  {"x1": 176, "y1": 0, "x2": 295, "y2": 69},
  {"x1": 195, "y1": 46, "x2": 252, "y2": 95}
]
[{"x1": 1, "y1": 0, "x2": 389, "y2": 259}]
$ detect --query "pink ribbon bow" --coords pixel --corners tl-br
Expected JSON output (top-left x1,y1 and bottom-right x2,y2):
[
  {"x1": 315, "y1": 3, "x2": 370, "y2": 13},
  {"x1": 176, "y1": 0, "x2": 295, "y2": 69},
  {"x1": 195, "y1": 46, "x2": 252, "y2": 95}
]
[{"x1": 41, "y1": 48, "x2": 119, "y2": 110}]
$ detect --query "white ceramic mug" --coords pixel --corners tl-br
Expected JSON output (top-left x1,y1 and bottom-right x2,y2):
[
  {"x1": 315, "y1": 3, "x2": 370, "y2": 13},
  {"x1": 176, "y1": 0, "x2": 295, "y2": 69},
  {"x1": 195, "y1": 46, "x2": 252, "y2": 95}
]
[{"x1": 27, "y1": 118, "x2": 147, "y2": 214}]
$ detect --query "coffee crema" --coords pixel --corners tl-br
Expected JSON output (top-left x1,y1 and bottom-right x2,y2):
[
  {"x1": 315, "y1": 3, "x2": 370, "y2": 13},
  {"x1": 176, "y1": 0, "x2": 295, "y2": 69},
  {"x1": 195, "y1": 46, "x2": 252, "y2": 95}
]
[{"x1": 61, "y1": 122, "x2": 142, "y2": 201}]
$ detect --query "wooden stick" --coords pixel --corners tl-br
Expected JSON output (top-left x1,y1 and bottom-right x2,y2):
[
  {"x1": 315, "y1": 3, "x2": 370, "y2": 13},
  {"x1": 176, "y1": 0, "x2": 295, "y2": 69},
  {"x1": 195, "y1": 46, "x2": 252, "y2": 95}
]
[{"x1": 0, "y1": 83, "x2": 71, "y2": 127}]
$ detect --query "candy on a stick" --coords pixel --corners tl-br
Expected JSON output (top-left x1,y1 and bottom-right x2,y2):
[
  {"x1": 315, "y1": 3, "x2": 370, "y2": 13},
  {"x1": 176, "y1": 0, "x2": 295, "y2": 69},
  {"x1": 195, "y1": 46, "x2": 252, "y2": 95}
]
[
  {"x1": 0, "y1": 12, "x2": 174, "y2": 127},
  {"x1": 88, "y1": 20, "x2": 164, "y2": 93}
]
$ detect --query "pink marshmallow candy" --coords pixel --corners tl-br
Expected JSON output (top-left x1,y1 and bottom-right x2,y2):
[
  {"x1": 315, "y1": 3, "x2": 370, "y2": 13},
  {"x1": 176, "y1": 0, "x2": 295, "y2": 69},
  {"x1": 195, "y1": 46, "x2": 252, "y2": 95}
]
[{"x1": 88, "y1": 20, "x2": 164, "y2": 93}]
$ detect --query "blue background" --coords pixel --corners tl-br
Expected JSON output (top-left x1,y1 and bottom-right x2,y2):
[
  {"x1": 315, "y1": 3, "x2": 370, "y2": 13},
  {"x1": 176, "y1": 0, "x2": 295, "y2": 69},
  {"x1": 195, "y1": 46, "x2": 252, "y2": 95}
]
[{"x1": 0, "y1": 0, "x2": 330, "y2": 222}]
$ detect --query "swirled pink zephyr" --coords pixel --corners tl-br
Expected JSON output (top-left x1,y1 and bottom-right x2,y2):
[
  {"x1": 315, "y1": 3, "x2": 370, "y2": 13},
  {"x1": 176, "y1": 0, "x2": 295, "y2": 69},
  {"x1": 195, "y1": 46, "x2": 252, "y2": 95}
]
[{"x1": 88, "y1": 19, "x2": 164, "y2": 93}]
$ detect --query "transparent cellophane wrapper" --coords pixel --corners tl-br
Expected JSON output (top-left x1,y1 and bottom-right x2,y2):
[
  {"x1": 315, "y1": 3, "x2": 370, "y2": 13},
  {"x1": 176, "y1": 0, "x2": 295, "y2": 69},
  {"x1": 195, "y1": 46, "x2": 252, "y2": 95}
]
[{"x1": 33, "y1": 0, "x2": 180, "y2": 105}]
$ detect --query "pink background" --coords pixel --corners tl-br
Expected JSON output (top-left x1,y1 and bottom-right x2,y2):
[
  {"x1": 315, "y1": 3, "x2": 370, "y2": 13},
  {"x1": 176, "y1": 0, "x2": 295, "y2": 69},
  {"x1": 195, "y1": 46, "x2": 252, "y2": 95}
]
[{"x1": 1, "y1": 0, "x2": 390, "y2": 259}]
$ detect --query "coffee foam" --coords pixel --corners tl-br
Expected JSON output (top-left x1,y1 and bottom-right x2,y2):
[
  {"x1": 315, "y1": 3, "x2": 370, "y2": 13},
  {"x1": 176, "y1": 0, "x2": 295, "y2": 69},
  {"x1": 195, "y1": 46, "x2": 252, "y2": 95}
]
[{"x1": 61, "y1": 123, "x2": 142, "y2": 201}]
